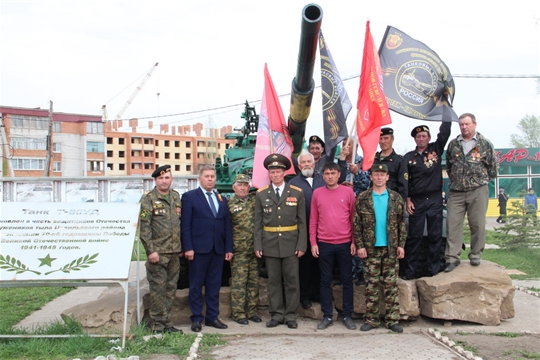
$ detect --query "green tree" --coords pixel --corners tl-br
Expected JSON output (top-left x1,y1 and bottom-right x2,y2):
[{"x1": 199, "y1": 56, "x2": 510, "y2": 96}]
[
  {"x1": 510, "y1": 114, "x2": 540, "y2": 148},
  {"x1": 493, "y1": 200, "x2": 540, "y2": 249}
]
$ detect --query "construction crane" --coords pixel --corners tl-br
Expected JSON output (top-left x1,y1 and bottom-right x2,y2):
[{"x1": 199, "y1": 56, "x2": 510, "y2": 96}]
[{"x1": 102, "y1": 62, "x2": 159, "y2": 121}]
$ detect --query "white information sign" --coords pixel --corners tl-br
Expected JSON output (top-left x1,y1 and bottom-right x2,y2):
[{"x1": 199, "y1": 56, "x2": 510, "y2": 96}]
[{"x1": 0, "y1": 202, "x2": 140, "y2": 281}]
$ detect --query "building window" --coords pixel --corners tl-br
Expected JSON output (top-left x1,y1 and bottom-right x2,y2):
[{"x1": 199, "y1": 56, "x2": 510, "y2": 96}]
[
  {"x1": 197, "y1": 141, "x2": 205, "y2": 147},
  {"x1": 9, "y1": 115, "x2": 48, "y2": 129},
  {"x1": 175, "y1": 165, "x2": 180, "y2": 171},
  {"x1": 164, "y1": 140, "x2": 170, "y2": 147},
  {"x1": 174, "y1": 141, "x2": 180, "y2": 147},
  {"x1": 119, "y1": 138, "x2": 125, "y2": 145},
  {"x1": 10, "y1": 137, "x2": 47, "y2": 150},
  {"x1": 107, "y1": 137, "x2": 113, "y2": 144},
  {"x1": 155, "y1": 152, "x2": 159, "y2": 159},
  {"x1": 186, "y1": 141, "x2": 191, "y2": 148},
  {"x1": 131, "y1": 137, "x2": 141, "y2": 144},
  {"x1": 53, "y1": 162, "x2": 61, "y2": 172},
  {"x1": 119, "y1": 151, "x2": 125, "y2": 158},
  {"x1": 53, "y1": 122, "x2": 61, "y2": 132},
  {"x1": 186, "y1": 165, "x2": 192, "y2": 172},
  {"x1": 144, "y1": 138, "x2": 153, "y2": 145},
  {"x1": 107, "y1": 163, "x2": 114, "y2": 171},
  {"x1": 53, "y1": 143, "x2": 61, "y2": 152},
  {"x1": 87, "y1": 141, "x2": 104, "y2": 153},
  {"x1": 11, "y1": 158, "x2": 45, "y2": 170},
  {"x1": 119, "y1": 164, "x2": 125, "y2": 170},
  {"x1": 107, "y1": 150, "x2": 113, "y2": 157},
  {"x1": 155, "y1": 140, "x2": 159, "y2": 146},
  {"x1": 86, "y1": 122, "x2": 104, "y2": 134},
  {"x1": 186, "y1": 153, "x2": 191, "y2": 160},
  {"x1": 87, "y1": 161, "x2": 104, "y2": 172},
  {"x1": 144, "y1": 151, "x2": 153, "y2": 157},
  {"x1": 165, "y1": 153, "x2": 170, "y2": 159},
  {"x1": 175, "y1": 153, "x2": 180, "y2": 159}
]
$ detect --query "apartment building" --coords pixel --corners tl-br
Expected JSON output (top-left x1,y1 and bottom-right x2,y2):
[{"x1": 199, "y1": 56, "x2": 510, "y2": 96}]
[{"x1": 0, "y1": 106, "x2": 105, "y2": 177}]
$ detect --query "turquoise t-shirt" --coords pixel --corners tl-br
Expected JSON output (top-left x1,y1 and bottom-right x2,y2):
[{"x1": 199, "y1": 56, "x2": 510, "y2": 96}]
[{"x1": 372, "y1": 190, "x2": 388, "y2": 247}]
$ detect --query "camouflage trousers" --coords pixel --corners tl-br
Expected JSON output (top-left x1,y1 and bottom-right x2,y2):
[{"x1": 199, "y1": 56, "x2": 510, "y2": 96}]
[
  {"x1": 364, "y1": 246, "x2": 400, "y2": 328},
  {"x1": 230, "y1": 251, "x2": 260, "y2": 320},
  {"x1": 146, "y1": 253, "x2": 180, "y2": 331}
]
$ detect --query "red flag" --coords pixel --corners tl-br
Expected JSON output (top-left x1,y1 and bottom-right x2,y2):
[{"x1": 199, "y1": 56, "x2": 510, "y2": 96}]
[
  {"x1": 252, "y1": 64, "x2": 295, "y2": 189},
  {"x1": 356, "y1": 21, "x2": 392, "y2": 171}
]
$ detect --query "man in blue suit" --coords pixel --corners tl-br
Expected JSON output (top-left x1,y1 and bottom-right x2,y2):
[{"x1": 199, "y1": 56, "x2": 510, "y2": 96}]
[{"x1": 181, "y1": 165, "x2": 234, "y2": 332}]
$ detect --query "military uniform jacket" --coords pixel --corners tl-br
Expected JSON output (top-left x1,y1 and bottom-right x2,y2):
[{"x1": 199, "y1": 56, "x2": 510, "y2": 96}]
[
  {"x1": 228, "y1": 192, "x2": 256, "y2": 253},
  {"x1": 139, "y1": 188, "x2": 182, "y2": 255},
  {"x1": 446, "y1": 132, "x2": 499, "y2": 192},
  {"x1": 404, "y1": 121, "x2": 451, "y2": 198},
  {"x1": 254, "y1": 183, "x2": 307, "y2": 258},
  {"x1": 353, "y1": 188, "x2": 406, "y2": 257},
  {"x1": 373, "y1": 149, "x2": 408, "y2": 200}
]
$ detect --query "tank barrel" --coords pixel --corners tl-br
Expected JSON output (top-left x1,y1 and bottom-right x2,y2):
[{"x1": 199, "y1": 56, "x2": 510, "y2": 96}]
[{"x1": 288, "y1": 3, "x2": 323, "y2": 156}]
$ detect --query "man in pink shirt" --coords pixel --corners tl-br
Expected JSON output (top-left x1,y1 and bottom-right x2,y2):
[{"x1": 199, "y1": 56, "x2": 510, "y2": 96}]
[{"x1": 310, "y1": 162, "x2": 357, "y2": 330}]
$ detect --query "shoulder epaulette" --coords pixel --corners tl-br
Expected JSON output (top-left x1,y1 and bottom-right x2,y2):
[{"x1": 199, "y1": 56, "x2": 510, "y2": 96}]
[
  {"x1": 289, "y1": 185, "x2": 302, "y2": 192},
  {"x1": 257, "y1": 185, "x2": 270, "y2": 193}
]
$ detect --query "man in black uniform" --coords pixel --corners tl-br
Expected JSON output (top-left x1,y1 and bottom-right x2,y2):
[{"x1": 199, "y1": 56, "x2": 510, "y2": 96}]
[
  {"x1": 402, "y1": 122, "x2": 451, "y2": 279},
  {"x1": 373, "y1": 128, "x2": 408, "y2": 201}
]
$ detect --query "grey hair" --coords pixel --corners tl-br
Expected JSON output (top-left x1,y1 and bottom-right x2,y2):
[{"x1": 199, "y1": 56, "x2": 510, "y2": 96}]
[{"x1": 297, "y1": 151, "x2": 314, "y2": 163}]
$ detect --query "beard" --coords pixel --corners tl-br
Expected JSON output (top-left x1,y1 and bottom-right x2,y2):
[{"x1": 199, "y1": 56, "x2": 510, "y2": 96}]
[{"x1": 301, "y1": 167, "x2": 314, "y2": 178}]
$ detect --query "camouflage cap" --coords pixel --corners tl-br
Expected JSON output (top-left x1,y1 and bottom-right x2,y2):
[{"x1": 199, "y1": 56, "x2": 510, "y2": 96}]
[
  {"x1": 370, "y1": 164, "x2": 388, "y2": 173},
  {"x1": 234, "y1": 173, "x2": 251, "y2": 184}
]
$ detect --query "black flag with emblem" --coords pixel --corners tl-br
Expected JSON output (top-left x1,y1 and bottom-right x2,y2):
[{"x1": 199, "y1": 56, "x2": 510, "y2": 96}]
[
  {"x1": 378, "y1": 26, "x2": 458, "y2": 122},
  {"x1": 319, "y1": 30, "x2": 352, "y2": 156}
]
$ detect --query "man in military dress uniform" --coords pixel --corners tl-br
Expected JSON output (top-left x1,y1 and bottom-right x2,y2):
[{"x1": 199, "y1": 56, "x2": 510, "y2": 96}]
[
  {"x1": 228, "y1": 174, "x2": 262, "y2": 325},
  {"x1": 373, "y1": 127, "x2": 408, "y2": 201},
  {"x1": 254, "y1": 154, "x2": 307, "y2": 329},
  {"x1": 139, "y1": 165, "x2": 183, "y2": 334}
]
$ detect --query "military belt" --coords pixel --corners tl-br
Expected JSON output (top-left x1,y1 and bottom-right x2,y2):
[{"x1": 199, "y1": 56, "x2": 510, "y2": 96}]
[{"x1": 263, "y1": 225, "x2": 298, "y2": 232}]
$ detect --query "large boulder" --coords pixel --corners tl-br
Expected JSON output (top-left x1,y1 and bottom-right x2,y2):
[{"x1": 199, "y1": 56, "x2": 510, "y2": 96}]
[
  {"x1": 62, "y1": 283, "x2": 148, "y2": 333},
  {"x1": 416, "y1": 260, "x2": 515, "y2": 325},
  {"x1": 332, "y1": 279, "x2": 420, "y2": 320}
]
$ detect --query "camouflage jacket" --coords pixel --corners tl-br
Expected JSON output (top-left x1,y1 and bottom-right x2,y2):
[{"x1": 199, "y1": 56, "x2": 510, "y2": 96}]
[
  {"x1": 446, "y1": 132, "x2": 499, "y2": 191},
  {"x1": 139, "y1": 188, "x2": 182, "y2": 255},
  {"x1": 353, "y1": 188, "x2": 406, "y2": 256},
  {"x1": 228, "y1": 192, "x2": 256, "y2": 253}
]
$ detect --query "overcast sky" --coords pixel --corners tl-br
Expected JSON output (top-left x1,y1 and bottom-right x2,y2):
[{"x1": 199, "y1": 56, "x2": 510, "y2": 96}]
[{"x1": 1, "y1": 0, "x2": 539, "y2": 153}]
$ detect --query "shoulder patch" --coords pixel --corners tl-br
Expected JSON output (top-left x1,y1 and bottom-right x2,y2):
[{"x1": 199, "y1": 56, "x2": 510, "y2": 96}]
[
  {"x1": 257, "y1": 185, "x2": 270, "y2": 193},
  {"x1": 289, "y1": 185, "x2": 302, "y2": 192}
]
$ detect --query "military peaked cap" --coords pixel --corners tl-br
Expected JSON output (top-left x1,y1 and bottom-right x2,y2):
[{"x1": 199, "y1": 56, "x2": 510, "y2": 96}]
[
  {"x1": 152, "y1": 165, "x2": 171, "y2": 178},
  {"x1": 264, "y1": 153, "x2": 291, "y2": 170}
]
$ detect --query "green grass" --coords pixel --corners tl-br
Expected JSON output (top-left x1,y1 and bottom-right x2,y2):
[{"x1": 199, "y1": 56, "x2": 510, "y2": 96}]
[
  {"x1": 455, "y1": 340, "x2": 478, "y2": 353},
  {"x1": 503, "y1": 350, "x2": 540, "y2": 359},
  {"x1": 460, "y1": 230, "x2": 540, "y2": 279},
  {"x1": 528, "y1": 287, "x2": 540, "y2": 292},
  {"x1": 0, "y1": 320, "x2": 224, "y2": 360},
  {"x1": 492, "y1": 332, "x2": 523, "y2": 338},
  {"x1": 0, "y1": 287, "x2": 73, "y2": 330}
]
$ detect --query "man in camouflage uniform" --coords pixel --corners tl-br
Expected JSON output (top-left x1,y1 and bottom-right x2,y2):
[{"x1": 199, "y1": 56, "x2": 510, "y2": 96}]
[
  {"x1": 139, "y1": 165, "x2": 182, "y2": 334},
  {"x1": 445, "y1": 113, "x2": 499, "y2": 272},
  {"x1": 354, "y1": 164, "x2": 406, "y2": 333},
  {"x1": 373, "y1": 127, "x2": 408, "y2": 201},
  {"x1": 228, "y1": 174, "x2": 262, "y2": 325}
]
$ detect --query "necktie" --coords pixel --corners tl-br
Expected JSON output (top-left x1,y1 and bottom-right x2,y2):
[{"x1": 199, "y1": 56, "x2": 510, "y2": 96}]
[
  {"x1": 206, "y1": 191, "x2": 218, "y2": 217},
  {"x1": 275, "y1": 187, "x2": 280, "y2": 199}
]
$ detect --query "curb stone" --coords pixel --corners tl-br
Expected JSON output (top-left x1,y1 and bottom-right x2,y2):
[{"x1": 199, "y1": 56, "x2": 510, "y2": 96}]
[
  {"x1": 186, "y1": 332, "x2": 203, "y2": 360},
  {"x1": 515, "y1": 285, "x2": 540, "y2": 298},
  {"x1": 426, "y1": 328, "x2": 479, "y2": 360}
]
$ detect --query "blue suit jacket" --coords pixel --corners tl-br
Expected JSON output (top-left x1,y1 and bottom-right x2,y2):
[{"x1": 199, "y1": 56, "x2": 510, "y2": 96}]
[{"x1": 181, "y1": 187, "x2": 233, "y2": 254}]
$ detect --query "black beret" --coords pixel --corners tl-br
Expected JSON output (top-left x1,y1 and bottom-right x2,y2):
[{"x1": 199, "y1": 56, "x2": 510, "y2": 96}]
[
  {"x1": 308, "y1": 135, "x2": 325, "y2": 149},
  {"x1": 411, "y1": 125, "x2": 430, "y2": 137},
  {"x1": 380, "y1": 127, "x2": 394, "y2": 136},
  {"x1": 152, "y1": 165, "x2": 171, "y2": 178},
  {"x1": 264, "y1": 154, "x2": 291, "y2": 170}
]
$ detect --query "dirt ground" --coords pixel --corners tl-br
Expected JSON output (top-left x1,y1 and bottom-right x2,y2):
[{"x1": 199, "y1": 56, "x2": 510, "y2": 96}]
[{"x1": 448, "y1": 332, "x2": 540, "y2": 360}]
